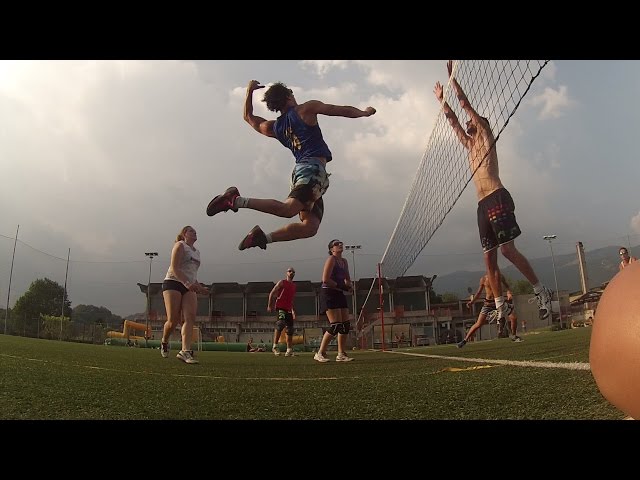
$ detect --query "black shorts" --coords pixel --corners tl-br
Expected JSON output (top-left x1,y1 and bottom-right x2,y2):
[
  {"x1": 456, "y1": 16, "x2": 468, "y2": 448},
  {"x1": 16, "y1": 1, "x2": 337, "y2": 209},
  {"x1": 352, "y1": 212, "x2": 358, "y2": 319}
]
[
  {"x1": 275, "y1": 309, "x2": 294, "y2": 335},
  {"x1": 162, "y1": 279, "x2": 189, "y2": 295},
  {"x1": 477, "y1": 188, "x2": 521, "y2": 253},
  {"x1": 320, "y1": 288, "x2": 348, "y2": 313}
]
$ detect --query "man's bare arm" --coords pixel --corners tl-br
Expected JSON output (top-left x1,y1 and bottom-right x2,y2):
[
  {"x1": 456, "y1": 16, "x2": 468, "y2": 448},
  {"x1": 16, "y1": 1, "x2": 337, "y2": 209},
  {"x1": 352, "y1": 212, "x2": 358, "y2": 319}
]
[
  {"x1": 302, "y1": 100, "x2": 376, "y2": 119},
  {"x1": 243, "y1": 80, "x2": 275, "y2": 137},
  {"x1": 267, "y1": 281, "x2": 284, "y2": 311},
  {"x1": 434, "y1": 80, "x2": 470, "y2": 149},
  {"x1": 446, "y1": 61, "x2": 485, "y2": 128}
]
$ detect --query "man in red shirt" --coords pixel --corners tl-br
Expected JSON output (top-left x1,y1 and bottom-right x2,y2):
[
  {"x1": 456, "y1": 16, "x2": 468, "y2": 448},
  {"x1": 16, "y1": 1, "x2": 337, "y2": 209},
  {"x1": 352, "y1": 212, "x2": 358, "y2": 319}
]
[{"x1": 268, "y1": 267, "x2": 297, "y2": 356}]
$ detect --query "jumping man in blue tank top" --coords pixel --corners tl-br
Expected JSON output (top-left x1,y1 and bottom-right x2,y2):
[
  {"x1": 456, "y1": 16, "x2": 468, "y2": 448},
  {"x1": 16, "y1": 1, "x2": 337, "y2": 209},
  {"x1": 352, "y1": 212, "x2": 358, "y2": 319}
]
[{"x1": 206, "y1": 80, "x2": 376, "y2": 250}]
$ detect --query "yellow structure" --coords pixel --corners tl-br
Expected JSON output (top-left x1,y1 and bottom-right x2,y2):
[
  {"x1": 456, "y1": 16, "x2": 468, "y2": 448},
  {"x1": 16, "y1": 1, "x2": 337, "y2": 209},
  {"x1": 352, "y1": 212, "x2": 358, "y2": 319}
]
[{"x1": 106, "y1": 320, "x2": 151, "y2": 341}]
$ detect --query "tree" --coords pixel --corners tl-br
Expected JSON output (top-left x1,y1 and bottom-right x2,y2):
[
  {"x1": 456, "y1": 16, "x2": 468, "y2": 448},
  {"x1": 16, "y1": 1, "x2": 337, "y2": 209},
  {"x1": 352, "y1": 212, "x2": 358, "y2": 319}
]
[
  {"x1": 429, "y1": 289, "x2": 443, "y2": 304},
  {"x1": 441, "y1": 292, "x2": 460, "y2": 303},
  {"x1": 72, "y1": 304, "x2": 122, "y2": 327},
  {"x1": 41, "y1": 314, "x2": 71, "y2": 340},
  {"x1": 511, "y1": 279, "x2": 533, "y2": 295},
  {"x1": 12, "y1": 278, "x2": 71, "y2": 322}
]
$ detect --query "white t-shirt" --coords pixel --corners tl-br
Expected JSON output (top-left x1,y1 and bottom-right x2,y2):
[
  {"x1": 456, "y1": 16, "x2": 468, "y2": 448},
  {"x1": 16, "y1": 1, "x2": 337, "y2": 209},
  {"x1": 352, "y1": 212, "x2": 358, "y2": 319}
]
[{"x1": 164, "y1": 240, "x2": 201, "y2": 285}]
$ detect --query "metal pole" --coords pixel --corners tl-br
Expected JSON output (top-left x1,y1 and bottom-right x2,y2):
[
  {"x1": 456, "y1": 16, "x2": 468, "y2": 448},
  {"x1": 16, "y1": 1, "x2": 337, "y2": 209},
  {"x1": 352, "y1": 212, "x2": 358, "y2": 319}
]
[
  {"x1": 145, "y1": 252, "x2": 158, "y2": 345},
  {"x1": 5, "y1": 224, "x2": 19, "y2": 335},
  {"x1": 378, "y1": 263, "x2": 386, "y2": 352},
  {"x1": 344, "y1": 245, "x2": 361, "y2": 326},
  {"x1": 544, "y1": 235, "x2": 562, "y2": 328},
  {"x1": 60, "y1": 248, "x2": 70, "y2": 341}
]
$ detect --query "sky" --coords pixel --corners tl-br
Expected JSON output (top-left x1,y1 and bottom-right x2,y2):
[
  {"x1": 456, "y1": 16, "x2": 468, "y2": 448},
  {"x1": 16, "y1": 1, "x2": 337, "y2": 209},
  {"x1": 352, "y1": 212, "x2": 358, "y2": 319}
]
[{"x1": 1, "y1": 60, "x2": 639, "y2": 317}]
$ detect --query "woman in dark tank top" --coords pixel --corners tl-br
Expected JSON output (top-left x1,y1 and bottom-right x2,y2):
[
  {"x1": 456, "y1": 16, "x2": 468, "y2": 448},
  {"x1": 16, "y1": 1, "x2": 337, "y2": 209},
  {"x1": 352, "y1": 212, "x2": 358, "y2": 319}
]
[{"x1": 314, "y1": 239, "x2": 355, "y2": 363}]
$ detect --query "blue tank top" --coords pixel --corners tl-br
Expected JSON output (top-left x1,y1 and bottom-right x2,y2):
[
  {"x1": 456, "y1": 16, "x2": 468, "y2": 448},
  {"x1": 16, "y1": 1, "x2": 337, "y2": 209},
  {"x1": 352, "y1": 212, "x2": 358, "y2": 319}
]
[
  {"x1": 273, "y1": 108, "x2": 332, "y2": 163},
  {"x1": 322, "y1": 257, "x2": 347, "y2": 289}
]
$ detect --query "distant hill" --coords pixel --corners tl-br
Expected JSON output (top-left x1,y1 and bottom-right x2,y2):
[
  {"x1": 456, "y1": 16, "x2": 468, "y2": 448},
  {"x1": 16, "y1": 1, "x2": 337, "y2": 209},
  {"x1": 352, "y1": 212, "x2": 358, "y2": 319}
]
[{"x1": 432, "y1": 244, "x2": 632, "y2": 298}]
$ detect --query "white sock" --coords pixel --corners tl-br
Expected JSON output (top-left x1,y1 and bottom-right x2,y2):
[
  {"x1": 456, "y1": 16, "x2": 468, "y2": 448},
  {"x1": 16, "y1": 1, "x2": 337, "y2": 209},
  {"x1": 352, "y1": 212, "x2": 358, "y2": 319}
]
[
  {"x1": 234, "y1": 196, "x2": 249, "y2": 208},
  {"x1": 533, "y1": 283, "x2": 542, "y2": 295},
  {"x1": 265, "y1": 233, "x2": 273, "y2": 244},
  {"x1": 495, "y1": 296, "x2": 505, "y2": 309}
]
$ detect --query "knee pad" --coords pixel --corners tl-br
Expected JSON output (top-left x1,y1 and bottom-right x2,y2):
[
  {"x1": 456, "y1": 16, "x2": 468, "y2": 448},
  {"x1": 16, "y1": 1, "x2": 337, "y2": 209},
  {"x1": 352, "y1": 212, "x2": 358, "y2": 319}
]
[
  {"x1": 339, "y1": 321, "x2": 351, "y2": 335},
  {"x1": 328, "y1": 321, "x2": 350, "y2": 336}
]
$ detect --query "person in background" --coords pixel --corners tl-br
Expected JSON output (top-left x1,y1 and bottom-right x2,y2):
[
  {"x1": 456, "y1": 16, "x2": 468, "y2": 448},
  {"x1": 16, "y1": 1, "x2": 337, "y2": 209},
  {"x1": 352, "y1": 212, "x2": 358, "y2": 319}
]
[
  {"x1": 619, "y1": 247, "x2": 637, "y2": 271},
  {"x1": 160, "y1": 226, "x2": 209, "y2": 364},
  {"x1": 314, "y1": 239, "x2": 354, "y2": 363},
  {"x1": 267, "y1": 267, "x2": 297, "y2": 357}
]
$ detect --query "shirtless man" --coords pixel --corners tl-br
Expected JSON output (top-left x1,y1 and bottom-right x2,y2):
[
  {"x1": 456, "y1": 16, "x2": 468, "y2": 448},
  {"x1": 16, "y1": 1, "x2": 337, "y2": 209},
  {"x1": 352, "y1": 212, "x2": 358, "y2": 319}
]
[
  {"x1": 434, "y1": 60, "x2": 552, "y2": 323},
  {"x1": 619, "y1": 247, "x2": 638, "y2": 271},
  {"x1": 458, "y1": 272, "x2": 522, "y2": 348}
]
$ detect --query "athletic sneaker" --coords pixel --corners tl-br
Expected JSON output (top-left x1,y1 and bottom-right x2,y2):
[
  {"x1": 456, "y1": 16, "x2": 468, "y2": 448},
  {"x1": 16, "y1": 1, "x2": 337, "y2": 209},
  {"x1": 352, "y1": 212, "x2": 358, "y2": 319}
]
[
  {"x1": 511, "y1": 335, "x2": 523, "y2": 342},
  {"x1": 238, "y1": 225, "x2": 268, "y2": 251},
  {"x1": 313, "y1": 352, "x2": 329, "y2": 363},
  {"x1": 272, "y1": 346, "x2": 280, "y2": 356},
  {"x1": 176, "y1": 350, "x2": 199, "y2": 364},
  {"x1": 534, "y1": 286, "x2": 553, "y2": 320},
  {"x1": 206, "y1": 186, "x2": 240, "y2": 216},
  {"x1": 336, "y1": 352, "x2": 354, "y2": 362},
  {"x1": 160, "y1": 342, "x2": 169, "y2": 358},
  {"x1": 488, "y1": 302, "x2": 512, "y2": 325},
  {"x1": 457, "y1": 339, "x2": 467, "y2": 348},
  {"x1": 284, "y1": 350, "x2": 296, "y2": 357}
]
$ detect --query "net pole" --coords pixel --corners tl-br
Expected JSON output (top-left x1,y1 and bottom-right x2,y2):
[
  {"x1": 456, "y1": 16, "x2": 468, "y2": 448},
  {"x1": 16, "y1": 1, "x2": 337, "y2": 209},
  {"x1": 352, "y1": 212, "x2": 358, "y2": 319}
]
[
  {"x1": 4, "y1": 224, "x2": 19, "y2": 335},
  {"x1": 378, "y1": 263, "x2": 386, "y2": 352}
]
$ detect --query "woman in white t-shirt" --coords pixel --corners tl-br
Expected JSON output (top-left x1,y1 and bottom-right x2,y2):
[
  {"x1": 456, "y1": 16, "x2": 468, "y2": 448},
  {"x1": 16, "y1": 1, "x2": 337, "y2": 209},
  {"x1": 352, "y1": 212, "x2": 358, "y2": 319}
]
[{"x1": 160, "y1": 226, "x2": 209, "y2": 364}]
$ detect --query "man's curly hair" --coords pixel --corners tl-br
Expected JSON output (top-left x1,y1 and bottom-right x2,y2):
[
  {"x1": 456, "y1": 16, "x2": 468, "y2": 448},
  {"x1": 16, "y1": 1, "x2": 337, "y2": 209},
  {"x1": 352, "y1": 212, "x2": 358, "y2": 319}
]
[{"x1": 262, "y1": 82, "x2": 293, "y2": 113}]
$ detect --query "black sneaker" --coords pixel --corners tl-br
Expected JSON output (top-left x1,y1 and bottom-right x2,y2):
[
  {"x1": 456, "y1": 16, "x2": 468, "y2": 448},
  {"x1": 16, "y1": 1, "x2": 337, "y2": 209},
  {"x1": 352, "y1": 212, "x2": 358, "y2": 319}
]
[
  {"x1": 238, "y1": 225, "x2": 268, "y2": 251},
  {"x1": 457, "y1": 339, "x2": 467, "y2": 348},
  {"x1": 160, "y1": 342, "x2": 169, "y2": 358},
  {"x1": 206, "y1": 186, "x2": 240, "y2": 216}
]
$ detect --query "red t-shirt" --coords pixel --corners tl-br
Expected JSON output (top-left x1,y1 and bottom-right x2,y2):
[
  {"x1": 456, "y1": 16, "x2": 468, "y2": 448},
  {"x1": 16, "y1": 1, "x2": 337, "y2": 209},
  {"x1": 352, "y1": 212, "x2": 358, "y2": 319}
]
[{"x1": 275, "y1": 280, "x2": 296, "y2": 311}]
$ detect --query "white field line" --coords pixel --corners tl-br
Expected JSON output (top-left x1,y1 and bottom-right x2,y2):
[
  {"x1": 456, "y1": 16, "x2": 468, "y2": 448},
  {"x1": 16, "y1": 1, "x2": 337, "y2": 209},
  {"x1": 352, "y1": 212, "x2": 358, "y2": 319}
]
[
  {"x1": 0, "y1": 353, "x2": 341, "y2": 381},
  {"x1": 385, "y1": 350, "x2": 591, "y2": 370}
]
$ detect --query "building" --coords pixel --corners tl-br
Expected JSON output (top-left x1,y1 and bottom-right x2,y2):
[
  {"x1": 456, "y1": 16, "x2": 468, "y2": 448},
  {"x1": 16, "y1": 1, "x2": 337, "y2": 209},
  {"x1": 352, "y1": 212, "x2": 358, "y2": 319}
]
[{"x1": 137, "y1": 275, "x2": 556, "y2": 347}]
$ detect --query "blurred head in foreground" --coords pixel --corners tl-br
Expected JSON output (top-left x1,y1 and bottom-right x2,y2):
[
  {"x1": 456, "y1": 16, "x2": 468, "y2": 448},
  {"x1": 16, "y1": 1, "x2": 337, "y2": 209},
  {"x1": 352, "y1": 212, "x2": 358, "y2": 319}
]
[{"x1": 590, "y1": 261, "x2": 640, "y2": 419}]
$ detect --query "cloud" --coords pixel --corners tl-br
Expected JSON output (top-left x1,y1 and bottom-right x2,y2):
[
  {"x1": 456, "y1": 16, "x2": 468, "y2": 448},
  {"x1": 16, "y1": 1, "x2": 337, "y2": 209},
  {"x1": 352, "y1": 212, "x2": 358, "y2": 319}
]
[
  {"x1": 529, "y1": 85, "x2": 574, "y2": 119},
  {"x1": 1, "y1": 60, "x2": 637, "y2": 317},
  {"x1": 300, "y1": 60, "x2": 350, "y2": 77}
]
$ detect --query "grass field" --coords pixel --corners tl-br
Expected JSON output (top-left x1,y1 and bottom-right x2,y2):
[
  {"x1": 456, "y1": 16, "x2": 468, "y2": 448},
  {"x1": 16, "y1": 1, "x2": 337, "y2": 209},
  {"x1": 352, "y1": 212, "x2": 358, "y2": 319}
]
[{"x1": 0, "y1": 328, "x2": 625, "y2": 420}]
